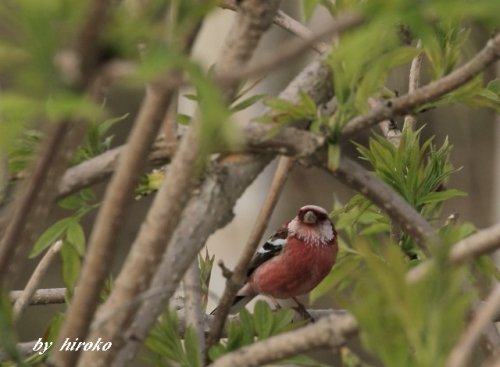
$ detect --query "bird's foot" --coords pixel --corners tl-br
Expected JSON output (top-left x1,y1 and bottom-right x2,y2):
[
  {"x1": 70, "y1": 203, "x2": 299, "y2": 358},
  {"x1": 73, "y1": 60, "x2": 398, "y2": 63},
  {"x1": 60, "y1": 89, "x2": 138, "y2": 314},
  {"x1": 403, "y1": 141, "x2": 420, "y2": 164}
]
[{"x1": 291, "y1": 297, "x2": 315, "y2": 322}]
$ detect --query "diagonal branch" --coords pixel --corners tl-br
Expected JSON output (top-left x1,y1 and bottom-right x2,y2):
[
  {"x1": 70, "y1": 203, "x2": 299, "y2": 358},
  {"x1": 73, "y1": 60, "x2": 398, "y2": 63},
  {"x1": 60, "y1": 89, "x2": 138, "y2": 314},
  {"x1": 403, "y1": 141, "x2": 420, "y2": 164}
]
[
  {"x1": 222, "y1": 1, "x2": 329, "y2": 54},
  {"x1": 218, "y1": 11, "x2": 364, "y2": 86},
  {"x1": 51, "y1": 84, "x2": 179, "y2": 367},
  {"x1": 446, "y1": 284, "x2": 500, "y2": 367},
  {"x1": 207, "y1": 157, "x2": 295, "y2": 347},
  {"x1": 342, "y1": 33, "x2": 500, "y2": 139},
  {"x1": 407, "y1": 221, "x2": 500, "y2": 283}
]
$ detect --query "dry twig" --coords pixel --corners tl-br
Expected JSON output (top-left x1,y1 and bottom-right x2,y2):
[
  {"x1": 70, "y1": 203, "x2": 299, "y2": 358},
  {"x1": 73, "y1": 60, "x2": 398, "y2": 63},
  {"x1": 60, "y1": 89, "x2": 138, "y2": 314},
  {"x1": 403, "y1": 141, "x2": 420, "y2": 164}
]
[{"x1": 13, "y1": 241, "x2": 63, "y2": 321}]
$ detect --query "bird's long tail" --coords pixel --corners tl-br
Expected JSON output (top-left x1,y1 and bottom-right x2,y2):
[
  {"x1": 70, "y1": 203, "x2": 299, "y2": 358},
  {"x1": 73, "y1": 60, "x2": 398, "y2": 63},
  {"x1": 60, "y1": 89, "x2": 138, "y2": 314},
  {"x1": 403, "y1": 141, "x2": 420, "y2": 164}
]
[{"x1": 210, "y1": 295, "x2": 255, "y2": 315}]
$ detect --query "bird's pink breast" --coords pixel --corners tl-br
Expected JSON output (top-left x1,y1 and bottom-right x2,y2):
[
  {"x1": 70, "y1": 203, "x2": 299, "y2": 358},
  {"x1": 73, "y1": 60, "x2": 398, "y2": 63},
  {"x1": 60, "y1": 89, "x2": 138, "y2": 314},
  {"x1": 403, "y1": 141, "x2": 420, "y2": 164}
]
[{"x1": 249, "y1": 236, "x2": 337, "y2": 299}]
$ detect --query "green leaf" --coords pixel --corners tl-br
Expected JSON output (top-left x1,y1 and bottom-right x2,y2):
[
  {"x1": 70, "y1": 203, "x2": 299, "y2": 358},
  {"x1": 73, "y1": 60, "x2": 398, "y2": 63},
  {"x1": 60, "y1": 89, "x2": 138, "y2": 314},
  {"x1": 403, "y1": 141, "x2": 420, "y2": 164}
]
[
  {"x1": 327, "y1": 144, "x2": 341, "y2": 171},
  {"x1": 418, "y1": 189, "x2": 466, "y2": 206},
  {"x1": 60, "y1": 241, "x2": 81, "y2": 289},
  {"x1": 66, "y1": 222, "x2": 85, "y2": 256},
  {"x1": 177, "y1": 113, "x2": 191, "y2": 125},
  {"x1": 0, "y1": 292, "x2": 23, "y2": 365},
  {"x1": 302, "y1": 0, "x2": 321, "y2": 21},
  {"x1": 310, "y1": 253, "x2": 360, "y2": 303},
  {"x1": 30, "y1": 217, "x2": 75, "y2": 258},
  {"x1": 280, "y1": 354, "x2": 328, "y2": 366},
  {"x1": 183, "y1": 327, "x2": 201, "y2": 367},
  {"x1": 252, "y1": 300, "x2": 274, "y2": 339},
  {"x1": 230, "y1": 94, "x2": 265, "y2": 113}
]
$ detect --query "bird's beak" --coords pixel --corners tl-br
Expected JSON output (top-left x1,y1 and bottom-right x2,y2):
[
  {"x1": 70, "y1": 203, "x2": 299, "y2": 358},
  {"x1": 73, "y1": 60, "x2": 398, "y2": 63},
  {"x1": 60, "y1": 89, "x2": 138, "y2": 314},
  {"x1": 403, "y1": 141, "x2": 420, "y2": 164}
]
[{"x1": 303, "y1": 211, "x2": 317, "y2": 224}]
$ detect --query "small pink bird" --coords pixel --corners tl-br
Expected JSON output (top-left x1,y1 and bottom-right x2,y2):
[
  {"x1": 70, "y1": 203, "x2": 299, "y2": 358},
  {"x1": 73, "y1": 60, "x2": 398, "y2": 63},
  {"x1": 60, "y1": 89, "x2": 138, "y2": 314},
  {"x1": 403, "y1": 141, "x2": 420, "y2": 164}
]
[{"x1": 225, "y1": 205, "x2": 338, "y2": 318}]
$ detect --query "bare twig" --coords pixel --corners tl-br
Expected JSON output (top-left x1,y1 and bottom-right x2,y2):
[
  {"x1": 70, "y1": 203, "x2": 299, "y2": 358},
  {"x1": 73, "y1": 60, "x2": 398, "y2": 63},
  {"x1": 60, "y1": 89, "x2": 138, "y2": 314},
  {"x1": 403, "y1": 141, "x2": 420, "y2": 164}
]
[
  {"x1": 222, "y1": 1, "x2": 328, "y2": 54},
  {"x1": 218, "y1": 12, "x2": 364, "y2": 87},
  {"x1": 183, "y1": 262, "x2": 206, "y2": 364},
  {"x1": 207, "y1": 157, "x2": 295, "y2": 347},
  {"x1": 51, "y1": 85, "x2": 178, "y2": 367},
  {"x1": 10, "y1": 288, "x2": 66, "y2": 305},
  {"x1": 13, "y1": 241, "x2": 63, "y2": 321},
  {"x1": 446, "y1": 284, "x2": 500, "y2": 367},
  {"x1": 209, "y1": 311, "x2": 358, "y2": 367},
  {"x1": 450, "y1": 221, "x2": 500, "y2": 264},
  {"x1": 404, "y1": 40, "x2": 423, "y2": 130},
  {"x1": 342, "y1": 33, "x2": 500, "y2": 139}
]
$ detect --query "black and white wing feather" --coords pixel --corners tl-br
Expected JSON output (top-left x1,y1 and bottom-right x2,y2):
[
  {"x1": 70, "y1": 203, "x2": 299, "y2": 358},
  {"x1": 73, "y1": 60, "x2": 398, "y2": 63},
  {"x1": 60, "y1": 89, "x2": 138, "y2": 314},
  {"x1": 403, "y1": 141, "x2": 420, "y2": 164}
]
[
  {"x1": 211, "y1": 226, "x2": 288, "y2": 315},
  {"x1": 246, "y1": 226, "x2": 288, "y2": 277}
]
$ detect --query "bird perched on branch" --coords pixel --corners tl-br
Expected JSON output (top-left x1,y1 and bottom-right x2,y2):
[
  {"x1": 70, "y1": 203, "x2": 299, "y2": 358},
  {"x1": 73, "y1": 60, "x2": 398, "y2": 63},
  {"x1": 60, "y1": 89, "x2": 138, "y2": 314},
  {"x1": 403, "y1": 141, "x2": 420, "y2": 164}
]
[{"x1": 215, "y1": 205, "x2": 338, "y2": 319}]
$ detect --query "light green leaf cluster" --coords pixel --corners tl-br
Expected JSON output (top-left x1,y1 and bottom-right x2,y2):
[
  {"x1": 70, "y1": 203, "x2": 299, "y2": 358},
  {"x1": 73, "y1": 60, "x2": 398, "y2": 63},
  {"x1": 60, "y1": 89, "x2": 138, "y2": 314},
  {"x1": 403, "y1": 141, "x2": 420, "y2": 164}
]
[
  {"x1": 350, "y1": 240, "x2": 472, "y2": 367},
  {"x1": 209, "y1": 301, "x2": 321, "y2": 366},
  {"x1": 355, "y1": 128, "x2": 465, "y2": 218},
  {"x1": 146, "y1": 310, "x2": 202, "y2": 367}
]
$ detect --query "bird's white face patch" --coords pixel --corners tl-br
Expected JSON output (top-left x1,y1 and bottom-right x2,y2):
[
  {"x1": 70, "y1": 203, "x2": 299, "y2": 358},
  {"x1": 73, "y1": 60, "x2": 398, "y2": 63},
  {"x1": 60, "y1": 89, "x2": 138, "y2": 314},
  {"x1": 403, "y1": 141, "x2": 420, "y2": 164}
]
[{"x1": 287, "y1": 218, "x2": 334, "y2": 245}]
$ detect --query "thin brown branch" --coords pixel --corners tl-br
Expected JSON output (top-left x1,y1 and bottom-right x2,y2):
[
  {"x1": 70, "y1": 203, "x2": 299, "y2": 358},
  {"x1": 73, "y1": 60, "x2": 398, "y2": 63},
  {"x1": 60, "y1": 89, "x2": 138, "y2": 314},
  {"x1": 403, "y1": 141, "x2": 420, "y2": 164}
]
[
  {"x1": 50, "y1": 84, "x2": 178, "y2": 367},
  {"x1": 13, "y1": 241, "x2": 63, "y2": 321},
  {"x1": 450, "y1": 221, "x2": 500, "y2": 264},
  {"x1": 446, "y1": 284, "x2": 500, "y2": 367},
  {"x1": 222, "y1": 1, "x2": 328, "y2": 54},
  {"x1": 9, "y1": 288, "x2": 66, "y2": 305},
  {"x1": 342, "y1": 33, "x2": 500, "y2": 139},
  {"x1": 207, "y1": 157, "x2": 294, "y2": 347},
  {"x1": 209, "y1": 311, "x2": 358, "y2": 367},
  {"x1": 407, "y1": 221, "x2": 500, "y2": 283},
  {"x1": 218, "y1": 11, "x2": 364, "y2": 87},
  {"x1": 183, "y1": 262, "x2": 206, "y2": 364}
]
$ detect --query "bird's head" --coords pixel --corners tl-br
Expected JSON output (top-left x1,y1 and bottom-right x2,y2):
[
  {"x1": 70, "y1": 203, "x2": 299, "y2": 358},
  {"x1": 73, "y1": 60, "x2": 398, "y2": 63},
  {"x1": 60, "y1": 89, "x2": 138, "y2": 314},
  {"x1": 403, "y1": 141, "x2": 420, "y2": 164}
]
[{"x1": 288, "y1": 205, "x2": 336, "y2": 246}]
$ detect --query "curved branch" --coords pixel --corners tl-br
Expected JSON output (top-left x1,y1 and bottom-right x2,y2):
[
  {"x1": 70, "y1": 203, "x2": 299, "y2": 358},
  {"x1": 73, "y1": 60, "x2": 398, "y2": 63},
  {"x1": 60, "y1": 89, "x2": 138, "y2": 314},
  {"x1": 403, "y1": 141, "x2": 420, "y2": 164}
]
[{"x1": 209, "y1": 312, "x2": 358, "y2": 367}]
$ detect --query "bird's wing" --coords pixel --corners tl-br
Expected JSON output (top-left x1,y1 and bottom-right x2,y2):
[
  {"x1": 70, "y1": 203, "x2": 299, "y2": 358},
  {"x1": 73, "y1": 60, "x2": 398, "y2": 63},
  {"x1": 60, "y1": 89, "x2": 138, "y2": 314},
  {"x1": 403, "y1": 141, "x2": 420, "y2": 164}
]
[{"x1": 246, "y1": 226, "x2": 288, "y2": 277}]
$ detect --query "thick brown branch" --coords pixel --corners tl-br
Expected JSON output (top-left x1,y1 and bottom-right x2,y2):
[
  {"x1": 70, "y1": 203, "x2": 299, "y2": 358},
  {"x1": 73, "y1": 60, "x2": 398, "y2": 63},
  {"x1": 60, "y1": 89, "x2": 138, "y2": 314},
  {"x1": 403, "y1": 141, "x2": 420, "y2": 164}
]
[
  {"x1": 51, "y1": 85, "x2": 178, "y2": 367},
  {"x1": 183, "y1": 262, "x2": 206, "y2": 364},
  {"x1": 342, "y1": 33, "x2": 500, "y2": 139}
]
